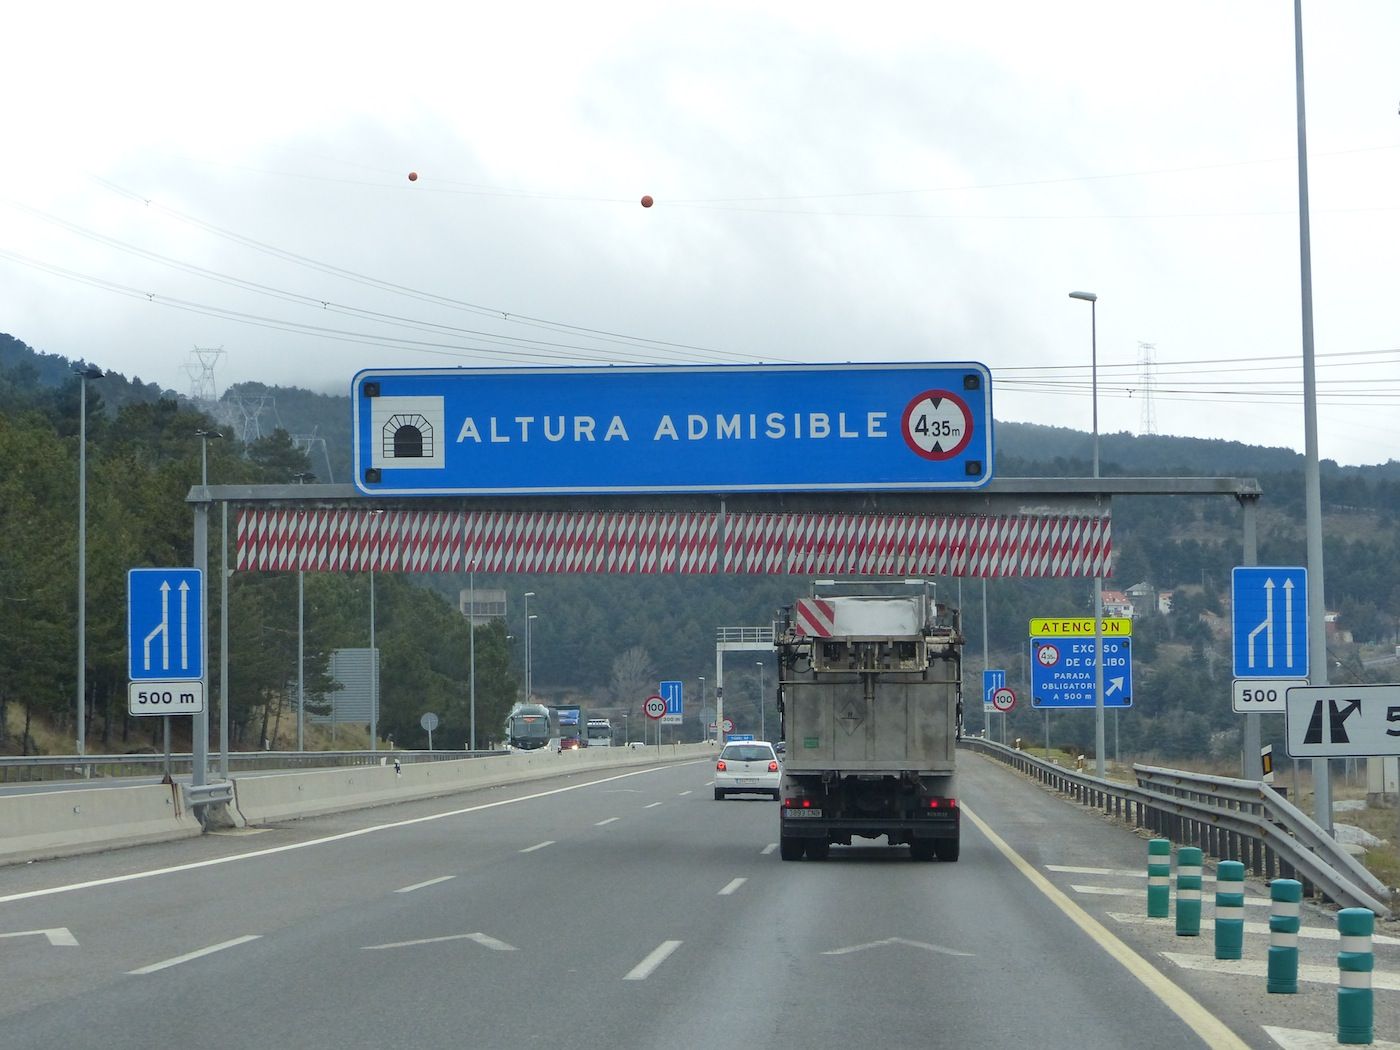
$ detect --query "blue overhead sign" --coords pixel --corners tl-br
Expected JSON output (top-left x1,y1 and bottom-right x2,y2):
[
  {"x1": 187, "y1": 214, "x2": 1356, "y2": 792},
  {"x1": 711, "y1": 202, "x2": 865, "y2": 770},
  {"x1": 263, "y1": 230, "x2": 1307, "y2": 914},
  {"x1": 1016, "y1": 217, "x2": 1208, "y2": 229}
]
[
  {"x1": 1232, "y1": 566, "x2": 1309, "y2": 680},
  {"x1": 128, "y1": 568, "x2": 203, "y2": 682},
  {"x1": 351, "y1": 363, "x2": 994, "y2": 496},
  {"x1": 1030, "y1": 637, "x2": 1132, "y2": 709},
  {"x1": 659, "y1": 679, "x2": 683, "y2": 726}
]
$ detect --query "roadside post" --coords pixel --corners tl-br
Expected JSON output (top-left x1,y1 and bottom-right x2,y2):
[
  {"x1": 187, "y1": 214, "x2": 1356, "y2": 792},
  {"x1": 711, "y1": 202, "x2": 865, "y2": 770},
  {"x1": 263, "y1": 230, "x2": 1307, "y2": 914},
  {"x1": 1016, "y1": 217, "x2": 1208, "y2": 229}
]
[
  {"x1": 1175, "y1": 846, "x2": 1203, "y2": 937},
  {"x1": 1268, "y1": 879, "x2": 1303, "y2": 994},
  {"x1": 1147, "y1": 839, "x2": 1171, "y2": 918},
  {"x1": 1337, "y1": 908, "x2": 1374, "y2": 1045},
  {"x1": 1215, "y1": 861, "x2": 1246, "y2": 960}
]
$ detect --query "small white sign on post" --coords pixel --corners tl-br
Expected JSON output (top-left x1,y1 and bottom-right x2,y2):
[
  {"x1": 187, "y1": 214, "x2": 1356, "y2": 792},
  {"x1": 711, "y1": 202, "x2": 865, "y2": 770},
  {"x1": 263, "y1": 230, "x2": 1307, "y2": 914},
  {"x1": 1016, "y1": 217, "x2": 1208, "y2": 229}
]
[
  {"x1": 1285, "y1": 684, "x2": 1400, "y2": 757},
  {"x1": 128, "y1": 681, "x2": 205, "y2": 716}
]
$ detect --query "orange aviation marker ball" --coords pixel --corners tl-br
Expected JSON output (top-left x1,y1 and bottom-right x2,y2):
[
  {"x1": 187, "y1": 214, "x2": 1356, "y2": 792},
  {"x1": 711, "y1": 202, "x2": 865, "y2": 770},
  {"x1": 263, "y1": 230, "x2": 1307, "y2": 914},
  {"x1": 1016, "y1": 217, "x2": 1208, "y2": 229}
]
[
  {"x1": 408, "y1": 172, "x2": 418, "y2": 182},
  {"x1": 640, "y1": 195, "x2": 653, "y2": 207}
]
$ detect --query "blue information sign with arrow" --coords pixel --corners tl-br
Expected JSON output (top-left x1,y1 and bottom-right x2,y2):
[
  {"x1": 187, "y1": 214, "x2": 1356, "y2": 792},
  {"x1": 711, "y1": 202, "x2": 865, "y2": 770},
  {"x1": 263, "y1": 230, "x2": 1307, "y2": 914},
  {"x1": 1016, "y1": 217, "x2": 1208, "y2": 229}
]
[
  {"x1": 1231, "y1": 566, "x2": 1308, "y2": 680},
  {"x1": 1030, "y1": 637, "x2": 1132, "y2": 709},
  {"x1": 128, "y1": 568, "x2": 203, "y2": 682}
]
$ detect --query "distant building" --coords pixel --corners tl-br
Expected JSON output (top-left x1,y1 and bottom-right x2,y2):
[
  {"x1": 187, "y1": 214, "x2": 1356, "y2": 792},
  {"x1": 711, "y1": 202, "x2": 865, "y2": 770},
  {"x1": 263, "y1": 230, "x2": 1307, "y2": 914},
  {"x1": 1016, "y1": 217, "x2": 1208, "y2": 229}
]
[
  {"x1": 1157, "y1": 590, "x2": 1175, "y2": 615},
  {"x1": 1101, "y1": 589, "x2": 1135, "y2": 618},
  {"x1": 459, "y1": 587, "x2": 507, "y2": 625}
]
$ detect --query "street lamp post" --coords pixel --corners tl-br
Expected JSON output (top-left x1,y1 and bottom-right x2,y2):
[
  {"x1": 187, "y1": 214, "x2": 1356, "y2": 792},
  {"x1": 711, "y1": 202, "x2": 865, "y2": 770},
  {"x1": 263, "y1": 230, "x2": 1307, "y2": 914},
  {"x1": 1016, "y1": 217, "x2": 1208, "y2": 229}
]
[
  {"x1": 1069, "y1": 290, "x2": 1106, "y2": 778},
  {"x1": 756, "y1": 662, "x2": 765, "y2": 741},
  {"x1": 468, "y1": 561, "x2": 478, "y2": 750},
  {"x1": 523, "y1": 591, "x2": 536, "y2": 701},
  {"x1": 698, "y1": 676, "x2": 706, "y2": 742},
  {"x1": 196, "y1": 428, "x2": 223, "y2": 780},
  {"x1": 292, "y1": 472, "x2": 315, "y2": 751},
  {"x1": 73, "y1": 364, "x2": 102, "y2": 765}
]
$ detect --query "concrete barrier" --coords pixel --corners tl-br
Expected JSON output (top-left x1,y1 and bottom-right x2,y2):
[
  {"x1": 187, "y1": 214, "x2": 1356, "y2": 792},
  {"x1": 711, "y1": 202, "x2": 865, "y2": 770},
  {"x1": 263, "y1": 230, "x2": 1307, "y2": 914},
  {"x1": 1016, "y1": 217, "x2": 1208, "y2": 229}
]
[
  {"x1": 0, "y1": 781, "x2": 201, "y2": 865},
  {"x1": 228, "y1": 743, "x2": 710, "y2": 825},
  {"x1": 0, "y1": 743, "x2": 712, "y2": 866}
]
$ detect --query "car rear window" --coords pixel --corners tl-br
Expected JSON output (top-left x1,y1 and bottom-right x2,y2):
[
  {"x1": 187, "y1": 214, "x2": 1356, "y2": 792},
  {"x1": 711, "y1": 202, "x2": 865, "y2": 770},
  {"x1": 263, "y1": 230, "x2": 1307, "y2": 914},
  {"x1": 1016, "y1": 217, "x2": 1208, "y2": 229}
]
[{"x1": 720, "y1": 745, "x2": 775, "y2": 762}]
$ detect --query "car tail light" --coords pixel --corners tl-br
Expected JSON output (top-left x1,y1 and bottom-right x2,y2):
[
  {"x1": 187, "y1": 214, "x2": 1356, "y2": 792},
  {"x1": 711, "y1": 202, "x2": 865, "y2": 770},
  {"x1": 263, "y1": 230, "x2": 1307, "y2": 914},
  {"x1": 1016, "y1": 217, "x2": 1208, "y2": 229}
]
[
  {"x1": 716, "y1": 760, "x2": 727, "y2": 772},
  {"x1": 767, "y1": 761, "x2": 779, "y2": 772}
]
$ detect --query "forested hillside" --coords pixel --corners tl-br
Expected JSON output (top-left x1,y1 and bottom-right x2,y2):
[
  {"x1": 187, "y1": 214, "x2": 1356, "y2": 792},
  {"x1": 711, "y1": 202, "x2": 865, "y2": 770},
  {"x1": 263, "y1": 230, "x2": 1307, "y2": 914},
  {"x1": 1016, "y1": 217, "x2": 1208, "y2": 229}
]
[{"x1": 3, "y1": 332, "x2": 1396, "y2": 761}]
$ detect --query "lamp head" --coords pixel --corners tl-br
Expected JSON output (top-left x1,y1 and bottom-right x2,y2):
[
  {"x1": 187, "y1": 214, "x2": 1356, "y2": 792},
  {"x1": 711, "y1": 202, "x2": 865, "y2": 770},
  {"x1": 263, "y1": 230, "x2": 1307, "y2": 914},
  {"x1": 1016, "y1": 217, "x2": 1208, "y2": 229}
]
[{"x1": 1068, "y1": 291, "x2": 1098, "y2": 302}]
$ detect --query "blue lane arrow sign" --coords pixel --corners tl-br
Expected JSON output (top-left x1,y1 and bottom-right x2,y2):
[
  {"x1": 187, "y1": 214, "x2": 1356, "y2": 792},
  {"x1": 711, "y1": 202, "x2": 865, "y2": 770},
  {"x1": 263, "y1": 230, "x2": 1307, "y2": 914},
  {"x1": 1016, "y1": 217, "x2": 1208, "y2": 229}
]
[
  {"x1": 128, "y1": 568, "x2": 203, "y2": 682},
  {"x1": 1231, "y1": 566, "x2": 1308, "y2": 680}
]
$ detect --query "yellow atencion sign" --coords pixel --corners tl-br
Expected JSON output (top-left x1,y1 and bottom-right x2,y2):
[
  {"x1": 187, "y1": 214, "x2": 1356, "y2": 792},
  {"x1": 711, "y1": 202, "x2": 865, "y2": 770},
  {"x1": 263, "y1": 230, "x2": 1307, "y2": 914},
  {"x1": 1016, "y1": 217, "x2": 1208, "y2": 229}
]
[{"x1": 1028, "y1": 617, "x2": 1133, "y2": 637}]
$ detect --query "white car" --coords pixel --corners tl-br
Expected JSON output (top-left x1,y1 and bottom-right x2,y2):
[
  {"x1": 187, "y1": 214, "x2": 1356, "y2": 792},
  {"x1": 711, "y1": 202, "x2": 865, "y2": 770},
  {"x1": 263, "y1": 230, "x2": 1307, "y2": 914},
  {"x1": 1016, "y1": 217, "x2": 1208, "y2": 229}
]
[{"x1": 714, "y1": 740, "x2": 781, "y2": 800}]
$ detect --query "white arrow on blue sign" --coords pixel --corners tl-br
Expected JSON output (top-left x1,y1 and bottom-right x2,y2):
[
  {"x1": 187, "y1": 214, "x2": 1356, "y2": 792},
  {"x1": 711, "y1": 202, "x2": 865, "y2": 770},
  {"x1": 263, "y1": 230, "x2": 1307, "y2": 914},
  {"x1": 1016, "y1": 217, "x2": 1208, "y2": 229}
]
[
  {"x1": 982, "y1": 669, "x2": 1006, "y2": 710},
  {"x1": 1029, "y1": 637, "x2": 1132, "y2": 709},
  {"x1": 659, "y1": 680, "x2": 683, "y2": 725},
  {"x1": 128, "y1": 568, "x2": 203, "y2": 682},
  {"x1": 1231, "y1": 566, "x2": 1308, "y2": 680}
]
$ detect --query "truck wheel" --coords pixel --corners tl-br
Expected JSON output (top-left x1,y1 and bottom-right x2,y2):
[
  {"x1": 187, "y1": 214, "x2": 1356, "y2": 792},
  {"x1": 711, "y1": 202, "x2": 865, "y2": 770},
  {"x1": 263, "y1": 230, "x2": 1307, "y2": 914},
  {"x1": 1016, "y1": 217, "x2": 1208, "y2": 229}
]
[
  {"x1": 934, "y1": 838, "x2": 960, "y2": 862},
  {"x1": 806, "y1": 841, "x2": 830, "y2": 861},
  {"x1": 909, "y1": 841, "x2": 935, "y2": 861},
  {"x1": 779, "y1": 836, "x2": 805, "y2": 861}
]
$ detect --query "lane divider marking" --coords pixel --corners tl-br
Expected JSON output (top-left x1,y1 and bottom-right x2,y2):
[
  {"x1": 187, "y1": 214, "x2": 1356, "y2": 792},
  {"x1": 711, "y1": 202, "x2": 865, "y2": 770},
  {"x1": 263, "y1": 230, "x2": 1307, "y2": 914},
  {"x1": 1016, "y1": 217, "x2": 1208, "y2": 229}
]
[
  {"x1": 962, "y1": 804, "x2": 1250, "y2": 1050},
  {"x1": 624, "y1": 940, "x2": 682, "y2": 981},
  {"x1": 395, "y1": 876, "x2": 455, "y2": 893},
  {"x1": 718, "y1": 878, "x2": 746, "y2": 896},
  {"x1": 128, "y1": 935, "x2": 261, "y2": 975}
]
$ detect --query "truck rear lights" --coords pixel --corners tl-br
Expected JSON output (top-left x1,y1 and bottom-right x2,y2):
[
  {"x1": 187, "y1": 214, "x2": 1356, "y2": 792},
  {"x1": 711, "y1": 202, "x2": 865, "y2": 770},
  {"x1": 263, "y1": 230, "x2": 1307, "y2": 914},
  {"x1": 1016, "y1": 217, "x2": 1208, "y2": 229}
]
[
  {"x1": 927, "y1": 797, "x2": 958, "y2": 809},
  {"x1": 783, "y1": 796, "x2": 814, "y2": 809}
]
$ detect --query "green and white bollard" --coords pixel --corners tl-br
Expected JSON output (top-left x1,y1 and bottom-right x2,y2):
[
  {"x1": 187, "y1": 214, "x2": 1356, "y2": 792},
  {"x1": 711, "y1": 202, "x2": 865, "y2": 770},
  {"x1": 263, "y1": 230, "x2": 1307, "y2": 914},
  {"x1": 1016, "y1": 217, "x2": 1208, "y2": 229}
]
[
  {"x1": 1147, "y1": 838, "x2": 1171, "y2": 919},
  {"x1": 1337, "y1": 908, "x2": 1374, "y2": 1045},
  {"x1": 1175, "y1": 846, "x2": 1203, "y2": 937},
  {"x1": 1268, "y1": 878, "x2": 1303, "y2": 994},
  {"x1": 1215, "y1": 860, "x2": 1245, "y2": 960}
]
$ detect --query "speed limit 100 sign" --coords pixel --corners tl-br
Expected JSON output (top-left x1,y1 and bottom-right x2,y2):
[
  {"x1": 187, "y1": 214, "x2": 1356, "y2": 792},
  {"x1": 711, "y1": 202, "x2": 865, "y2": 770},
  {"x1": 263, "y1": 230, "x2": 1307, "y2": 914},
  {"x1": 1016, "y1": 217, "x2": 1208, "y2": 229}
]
[
  {"x1": 643, "y1": 695, "x2": 667, "y2": 720},
  {"x1": 991, "y1": 687, "x2": 1017, "y2": 713}
]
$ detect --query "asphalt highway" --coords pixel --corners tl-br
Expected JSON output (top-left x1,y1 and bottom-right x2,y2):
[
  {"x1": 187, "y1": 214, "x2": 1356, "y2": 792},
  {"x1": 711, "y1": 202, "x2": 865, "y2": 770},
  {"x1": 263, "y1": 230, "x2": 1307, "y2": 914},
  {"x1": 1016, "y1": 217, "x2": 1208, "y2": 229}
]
[{"x1": 0, "y1": 752, "x2": 1390, "y2": 1049}]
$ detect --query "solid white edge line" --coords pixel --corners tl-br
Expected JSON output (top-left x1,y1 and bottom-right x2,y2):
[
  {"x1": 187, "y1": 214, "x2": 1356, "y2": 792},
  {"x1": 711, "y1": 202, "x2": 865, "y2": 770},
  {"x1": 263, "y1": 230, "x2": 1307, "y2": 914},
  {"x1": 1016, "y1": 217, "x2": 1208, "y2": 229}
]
[
  {"x1": 519, "y1": 841, "x2": 555, "y2": 853},
  {"x1": 1, "y1": 763, "x2": 700, "y2": 905},
  {"x1": 718, "y1": 878, "x2": 747, "y2": 896},
  {"x1": 395, "y1": 876, "x2": 456, "y2": 893},
  {"x1": 961, "y1": 804, "x2": 1249, "y2": 1050},
  {"x1": 624, "y1": 940, "x2": 682, "y2": 981},
  {"x1": 128, "y1": 935, "x2": 261, "y2": 975}
]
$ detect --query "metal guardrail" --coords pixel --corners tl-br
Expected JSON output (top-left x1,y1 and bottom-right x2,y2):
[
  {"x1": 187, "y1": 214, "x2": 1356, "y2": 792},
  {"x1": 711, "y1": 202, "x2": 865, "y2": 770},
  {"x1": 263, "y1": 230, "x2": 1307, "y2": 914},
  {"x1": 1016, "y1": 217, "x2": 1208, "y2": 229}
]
[
  {"x1": 961, "y1": 737, "x2": 1392, "y2": 918},
  {"x1": 0, "y1": 749, "x2": 499, "y2": 785},
  {"x1": 182, "y1": 781, "x2": 235, "y2": 808}
]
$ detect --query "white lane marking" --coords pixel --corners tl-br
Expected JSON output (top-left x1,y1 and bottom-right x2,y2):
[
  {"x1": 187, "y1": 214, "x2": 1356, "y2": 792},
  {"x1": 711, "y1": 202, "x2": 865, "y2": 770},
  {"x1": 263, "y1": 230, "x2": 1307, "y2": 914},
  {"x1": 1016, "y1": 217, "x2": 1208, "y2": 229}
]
[
  {"x1": 645, "y1": 802, "x2": 663, "y2": 809},
  {"x1": 1072, "y1": 885, "x2": 1272, "y2": 906},
  {"x1": 595, "y1": 817, "x2": 620, "y2": 826},
  {"x1": 624, "y1": 940, "x2": 682, "y2": 981},
  {"x1": 0, "y1": 928, "x2": 78, "y2": 947},
  {"x1": 395, "y1": 876, "x2": 455, "y2": 894},
  {"x1": 963, "y1": 805, "x2": 1248, "y2": 1050},
  {"x1": 1264, "y1": 1026, "x2": 1400, "y2": 1049},
  {"x1": 1109, "y1": 911, "x2": 1400, "y2": 945},
  {"x1": 1161, "y1": 952, "x2": 1400, "y2": 991},
  {"x1": 519, "y1": 841, "x2": 555, "y2": 853},
  {"x1": 0, "y1": 764, "x2": 700, "y2": 906},
  {"x1": 363, "y1": 932, "x2": 517, "y2": 952},
  {"x1": 1050, "y1": 864, "x2": 1217, "y2": 883},
  {"x1": 718, "y1": 878, "x2": 746, "y2": 896},
  {"x1": 823, "y1": 937, "x2": 973, "y2": 958},
  {"x1": 128, "y1": 935, "x2": 261, "y2": 974},
  {"x1": 761, "y1": 843, "x2": 777, "y2": 856},
  {"x1": 678, "y1": 790, "x2": 692, "y2": 796}
]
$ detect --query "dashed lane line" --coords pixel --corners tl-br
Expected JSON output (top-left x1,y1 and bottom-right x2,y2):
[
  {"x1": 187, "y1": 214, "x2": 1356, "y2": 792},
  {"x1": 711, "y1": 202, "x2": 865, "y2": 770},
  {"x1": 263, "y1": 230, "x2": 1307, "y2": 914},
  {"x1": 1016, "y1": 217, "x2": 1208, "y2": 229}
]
[
  {"x1": 595, "y1": 817, "x2": 620, "y2": 826},
  {"x1": 718, "y1": 878, "x2": 746, "y2": 896},
  {"x1": 128, "y1": 935, "x2": 261, "y2": 975},
  {"x1": 519, "y1": 841, "x2": 555, "y2": 853},
  {"x1": 624, "y1": 940, "x2": 682, "y2": 981},
  {"x1": 395, "y1": 876, "x2": 455, "y2": 893}
]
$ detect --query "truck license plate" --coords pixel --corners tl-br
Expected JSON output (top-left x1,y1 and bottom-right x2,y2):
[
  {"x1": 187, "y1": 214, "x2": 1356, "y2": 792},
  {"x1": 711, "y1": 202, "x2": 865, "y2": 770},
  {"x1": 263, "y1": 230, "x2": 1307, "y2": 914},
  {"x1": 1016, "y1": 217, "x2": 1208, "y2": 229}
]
[{"x1": 785, "y1": 809, "x2": 823, "y2": 819}]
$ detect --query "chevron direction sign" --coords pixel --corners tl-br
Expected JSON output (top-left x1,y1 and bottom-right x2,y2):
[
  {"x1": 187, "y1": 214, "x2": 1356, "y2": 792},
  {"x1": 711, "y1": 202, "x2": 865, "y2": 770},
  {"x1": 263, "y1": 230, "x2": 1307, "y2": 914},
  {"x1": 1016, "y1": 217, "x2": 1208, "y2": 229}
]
[{"x1": 1285, "y1": 685, "x2": 1400, "y2": 757}]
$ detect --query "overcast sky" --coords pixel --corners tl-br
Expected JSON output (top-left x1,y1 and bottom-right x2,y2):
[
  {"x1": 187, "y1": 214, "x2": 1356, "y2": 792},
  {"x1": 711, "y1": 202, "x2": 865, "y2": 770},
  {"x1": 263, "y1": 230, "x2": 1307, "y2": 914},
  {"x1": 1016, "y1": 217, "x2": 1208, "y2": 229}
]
[{"x1": 3, "y1": 1, "x2": 1396, "y2": 467}]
